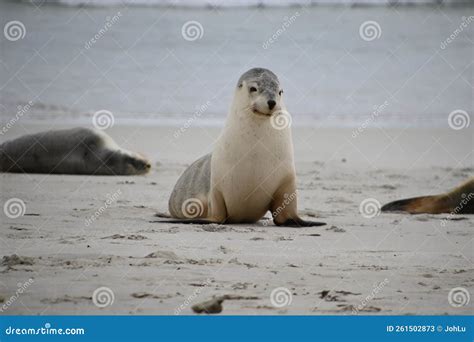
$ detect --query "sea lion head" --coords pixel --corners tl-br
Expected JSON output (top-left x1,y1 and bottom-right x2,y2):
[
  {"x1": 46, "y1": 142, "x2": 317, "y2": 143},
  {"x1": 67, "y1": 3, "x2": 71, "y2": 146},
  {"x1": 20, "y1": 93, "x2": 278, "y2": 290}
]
[
  {"x1": 121, "y1": 153, "x2": 151, "y2": 175},
  {"x1": 236, "y1": 68, "x2": 283, "y2": 117},
  {"x1": 101, "y1": 151, "x2": 151, "y2": 175}
]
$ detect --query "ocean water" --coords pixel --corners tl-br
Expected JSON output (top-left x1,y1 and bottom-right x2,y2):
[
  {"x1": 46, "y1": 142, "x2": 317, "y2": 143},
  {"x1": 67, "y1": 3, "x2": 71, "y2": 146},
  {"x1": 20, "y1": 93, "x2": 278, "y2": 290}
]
[
  {"x1": 0, "y1": 1, "x2": 472, "y2": 127},
  {"x1": 23, "y1": 0, "x2": 474, "y2": 6}
]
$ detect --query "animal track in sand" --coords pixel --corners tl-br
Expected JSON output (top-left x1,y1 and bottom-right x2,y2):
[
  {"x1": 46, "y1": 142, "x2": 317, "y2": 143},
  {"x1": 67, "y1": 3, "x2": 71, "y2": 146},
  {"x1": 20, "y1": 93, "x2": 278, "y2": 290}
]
[
  {"x1": 144, "y1": 250, "x2": 222, "y2": 266},
  {"x1": 102, "y1": 234, "x2": 148, "y2": 240},
  {"x1": 336, "y1": 304, "x2": 381, "y2": 313},
  {"x1": 131, "y1": 292, "x2": 174, "y2": 299},
  {"x1": 1, "y1": 254, "x2": 34, "y2": 266},
  {"x1": 145, "y1": 250, "x2": 180, "y2": 260},
  {"x1": 40, "y1": 295, "x2": 91, "y2": 304},
  {"x1": 319, "y1": 290, "x2": 362, "y2": 302},
  {"x1": 228, "y1": 258, "x2": 258, "y2": 269},
  {"x1": 325, "y1": 225, "x2": 346, "y2": 232}
]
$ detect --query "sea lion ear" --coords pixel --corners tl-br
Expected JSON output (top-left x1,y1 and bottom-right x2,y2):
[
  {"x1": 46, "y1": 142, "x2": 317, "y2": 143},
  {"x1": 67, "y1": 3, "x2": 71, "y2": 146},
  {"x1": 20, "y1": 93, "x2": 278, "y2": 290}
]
[{"x1": 238, "y1": 83, "x2": 243, "y2": 88}]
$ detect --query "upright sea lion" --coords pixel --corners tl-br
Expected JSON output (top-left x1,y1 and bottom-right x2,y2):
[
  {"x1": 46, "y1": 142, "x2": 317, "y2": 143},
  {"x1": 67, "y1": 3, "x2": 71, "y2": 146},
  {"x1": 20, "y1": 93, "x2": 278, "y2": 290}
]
[
  {"x1": 167, "y1": 68, "x2": 325, "y2": 227},
  {"x1": 0, "y1": 127, "x2": 151, "y2": 175},
  {"x1": 381, "y1": 178, "x2": 474, "y2": 214}
]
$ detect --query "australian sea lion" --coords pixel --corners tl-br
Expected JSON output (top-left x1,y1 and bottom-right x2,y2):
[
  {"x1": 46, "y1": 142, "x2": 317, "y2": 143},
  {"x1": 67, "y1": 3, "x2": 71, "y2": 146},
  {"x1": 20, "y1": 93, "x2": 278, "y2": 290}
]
[
  {"x1": 0, "y1": 127, "x2": 150, "y2": 175},
  {"x1": 381, "y1": 178, "x2": 474, "y2": 214},
  {"x1": 167, "y1": 68, "x2": 325, "y2": 227}
]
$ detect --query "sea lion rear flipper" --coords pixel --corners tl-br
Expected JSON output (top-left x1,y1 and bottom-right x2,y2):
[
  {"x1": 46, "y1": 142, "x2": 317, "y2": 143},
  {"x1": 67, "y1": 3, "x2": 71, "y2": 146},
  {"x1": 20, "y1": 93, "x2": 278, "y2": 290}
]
[
  {"x1": 382, "y1": 178, "x2": 474, "y2": 215},
  {"x1": 381, "y1": 195, "x2": 443, "y2": 214}
]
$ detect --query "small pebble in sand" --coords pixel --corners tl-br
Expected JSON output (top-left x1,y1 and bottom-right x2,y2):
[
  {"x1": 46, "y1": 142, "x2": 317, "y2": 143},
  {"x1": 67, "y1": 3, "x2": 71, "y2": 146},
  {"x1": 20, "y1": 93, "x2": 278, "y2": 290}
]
[
  {"x1": 218, "y1": 246, "x2": 231, "y2": 254},
  {"x1": 325, "y1": 226, "x2": 346, "y2": 233},
  {"x1": 192, "y1": 295, "x2": 260, "y2": 314},
  {"x1": 192, "y1": 297, "x2": 225, "y2": 314}
]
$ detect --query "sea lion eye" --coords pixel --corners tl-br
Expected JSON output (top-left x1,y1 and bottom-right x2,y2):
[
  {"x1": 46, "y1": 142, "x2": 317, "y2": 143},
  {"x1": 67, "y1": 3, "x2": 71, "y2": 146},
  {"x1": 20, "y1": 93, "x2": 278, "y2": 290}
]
[
  {"x1": 249, "y1": 87, "x2": 257, "y2": 93},
  {"x1": 279, "y1": 90, "x2": 283, "y2": 96}
]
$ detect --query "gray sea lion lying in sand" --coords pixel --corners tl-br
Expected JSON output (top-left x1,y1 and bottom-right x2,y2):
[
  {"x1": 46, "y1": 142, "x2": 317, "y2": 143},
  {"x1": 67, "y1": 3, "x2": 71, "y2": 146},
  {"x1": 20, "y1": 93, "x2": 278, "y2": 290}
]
[
  {"x1": 382, "y1": 178, "x2": 474, "y2": 214},
  {"x1": 0, "y1": 127, "x2": 150, "y2": 175},
  {"x1": 166, "y1": 68, "x2": 325, "y2": 227}
]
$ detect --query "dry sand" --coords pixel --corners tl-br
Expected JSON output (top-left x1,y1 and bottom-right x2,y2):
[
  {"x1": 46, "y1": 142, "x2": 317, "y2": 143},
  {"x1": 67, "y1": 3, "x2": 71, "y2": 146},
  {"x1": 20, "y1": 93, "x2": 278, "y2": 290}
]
[{"x1": 0, "y1": 124, "x2": 472, "y2": 315}]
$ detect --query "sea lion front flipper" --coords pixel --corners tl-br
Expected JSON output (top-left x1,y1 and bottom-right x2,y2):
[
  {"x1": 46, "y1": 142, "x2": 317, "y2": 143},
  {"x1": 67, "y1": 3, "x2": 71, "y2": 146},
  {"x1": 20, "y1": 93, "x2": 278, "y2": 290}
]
[
  {"x1": 275, "y1": 218, "x2": 326, "y2": 228},
  {"x1": 271, "y1": 178, "x2": 326, "y2": 228}
]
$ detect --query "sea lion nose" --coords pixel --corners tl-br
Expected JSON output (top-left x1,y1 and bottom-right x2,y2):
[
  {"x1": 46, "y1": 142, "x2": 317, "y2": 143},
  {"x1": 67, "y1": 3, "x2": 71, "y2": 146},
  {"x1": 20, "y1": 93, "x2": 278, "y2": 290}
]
[{"x1": 267, "y1": 100, "x2": 276, "y2": 110}]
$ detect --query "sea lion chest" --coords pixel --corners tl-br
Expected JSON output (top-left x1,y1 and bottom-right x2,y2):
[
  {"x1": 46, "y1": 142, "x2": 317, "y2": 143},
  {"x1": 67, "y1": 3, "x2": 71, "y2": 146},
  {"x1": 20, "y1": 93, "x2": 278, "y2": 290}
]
[{"x1": 211, "y1": 116, "x2": 294, "y2": 221}]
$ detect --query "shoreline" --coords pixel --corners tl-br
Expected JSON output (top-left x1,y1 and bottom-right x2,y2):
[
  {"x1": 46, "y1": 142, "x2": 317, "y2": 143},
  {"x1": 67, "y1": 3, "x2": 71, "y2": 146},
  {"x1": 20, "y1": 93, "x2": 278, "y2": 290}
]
[
  {"x1": 1, "y1": 124, "x2": 471, "y2": 168},
  {"x1": 19, "y1": 1, "x2": 474, "y2": 8}
]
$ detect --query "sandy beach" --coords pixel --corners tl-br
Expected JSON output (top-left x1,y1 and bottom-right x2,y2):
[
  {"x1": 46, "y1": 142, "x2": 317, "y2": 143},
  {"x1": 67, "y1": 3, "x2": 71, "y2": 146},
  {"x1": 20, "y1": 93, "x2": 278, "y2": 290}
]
[{"x1": 0, "y1": 123, "x2": 472, "y2": 315}]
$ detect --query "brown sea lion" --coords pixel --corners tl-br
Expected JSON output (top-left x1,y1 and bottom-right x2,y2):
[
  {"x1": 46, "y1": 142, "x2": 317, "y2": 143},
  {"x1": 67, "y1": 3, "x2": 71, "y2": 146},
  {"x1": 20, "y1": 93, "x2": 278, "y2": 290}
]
[{"x1": 381, "y1": 178, "x2": 474, "y2": 214}]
